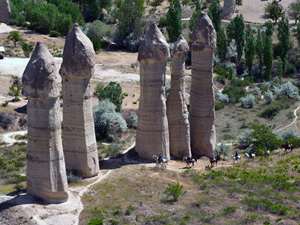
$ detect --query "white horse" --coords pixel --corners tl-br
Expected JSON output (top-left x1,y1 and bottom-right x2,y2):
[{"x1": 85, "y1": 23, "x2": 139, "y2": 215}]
[
  {"x1": 183, "y1": 157, "x2": 197, "y2": 168},
  {"x1": 245, "y1": 152, "x2": 255, "y2": 160},
  {"x1": 152, "y1": 155, "x2": 168, "y2": 168},
  {"x1": 231, "y1": 155, "x2": 241, "y2": 163}
]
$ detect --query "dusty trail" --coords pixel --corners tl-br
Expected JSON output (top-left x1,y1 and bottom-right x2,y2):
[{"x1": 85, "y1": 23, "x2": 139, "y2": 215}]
[
  {"x1": 276, "y1": 105, "x2": 300, "y2": 132},
  {"x1": 1, "y1": 130, "x2": 27, "y2": 145}
]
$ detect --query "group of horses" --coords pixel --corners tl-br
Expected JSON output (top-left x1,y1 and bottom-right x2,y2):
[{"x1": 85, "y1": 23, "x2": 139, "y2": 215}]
[{"x1": 152, "y1": 143, "x2": 294, "y2": 168}]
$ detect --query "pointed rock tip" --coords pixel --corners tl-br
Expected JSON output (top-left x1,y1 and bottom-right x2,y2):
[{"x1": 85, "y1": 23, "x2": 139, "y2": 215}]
[
  {"x1": 172, "y1": 35, "x2": 189, "y2": 58},
  {"x1": 138, "y1": 22, "x2": 170, "y2": 64},
  {"x1": 190, "y1": 13, "x2": 216, "y2": 51},
  {"x1": 22, "y1": 42, "x2": 59, "y2": 99}
]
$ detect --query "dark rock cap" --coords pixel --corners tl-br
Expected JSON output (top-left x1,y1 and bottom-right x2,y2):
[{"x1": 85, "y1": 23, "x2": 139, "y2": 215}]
[
  {"x1": 22, "y1": 42, "x2": 59, "y2": 99},
  {"x1": 138, "y1": 23, "x2": 170, "y2": 64},
  {"x1": 190, "y1": 13, "x2": 216, "y2": 52}
]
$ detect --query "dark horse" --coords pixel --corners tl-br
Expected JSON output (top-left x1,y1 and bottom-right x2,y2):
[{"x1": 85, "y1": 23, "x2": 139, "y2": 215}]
[
  {"x1": 183, "y1": 157, "x2": 197, "y2": 168},
  {"x1": 209, "y1": 156, "x2": 217, "y2": 167},
  {"x1": 281, "y1": 143, "x2": 294, "y2": 154}
]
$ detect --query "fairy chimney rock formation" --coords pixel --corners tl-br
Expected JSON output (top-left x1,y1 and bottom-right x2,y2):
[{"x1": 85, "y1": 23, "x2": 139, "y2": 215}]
[
  {"x1": 136, "y1": 23, "x2": 170, "y2": 160},
  {"x1": 22, "y1": 42, "x2": 68, "y2": 203},
  {"x1": 59, "y1": 24, "x2": 99, "y2": 177},
  {"x1": 190, "y1": 13, "x2": 216, "y2": 157},
  {"x1": 221, "y1": 0, "x2": 236, "y2": 19},
  {"x1": 167, "y1": 35, "x2": 191, "y2": 159},
  {"x1": 0, "y1": 0, "x2": 11, "y2": 23}
]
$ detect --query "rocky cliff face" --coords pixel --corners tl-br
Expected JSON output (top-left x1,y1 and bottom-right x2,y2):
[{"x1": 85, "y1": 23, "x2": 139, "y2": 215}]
[
  {"x1": 167, "y1": 35, "x2": 191, "y2": 159},
  {"x1": 0, "y1": 0, "x2": 11, "y2": 23},
  {"x1": 221, "y1": 0, "x2": 236, "y2": 19},
  {"x1": 189, "y1": 13, "x2": 216, "y2": 157},
  {"x1": 22, "y1": 42, "x2": 68, "y2": 203},
  {"x1": 136, "y1": 23, "x2": 170, "y2": 160},
  {"x1": 59, "y1": 24, "x2": 99, "y2": 177}
]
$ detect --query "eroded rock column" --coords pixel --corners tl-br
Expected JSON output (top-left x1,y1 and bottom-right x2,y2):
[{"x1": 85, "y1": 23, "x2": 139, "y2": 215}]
[
  {"x1": 136, "y1": 23, "x2": 170, "y2": 160},
  {"x1": 190, "y1": 13, "x2": 216, "y2": 157},
  {"x1": 221, "y1": 0, "x2": 236, "y2": 19},
  {"x1": 22, "y1": 42, "x2": 68, "y2": 203},
  {"x1": 0, "y1": 0, "x2": 11, "y2": 23},
  {"x1": 167, "y1": 35, "x2": 191, "y2": 159},
  {"x1": 59, "y1": 24, "x2": 99, "y2": 177}
]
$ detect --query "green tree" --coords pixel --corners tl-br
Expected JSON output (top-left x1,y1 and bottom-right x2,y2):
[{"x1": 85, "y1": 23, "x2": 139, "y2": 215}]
[
  {"x1": 233, "y1": 14, "x2": 245, "y2": 61},
  {"x1": 8, "y1": 76, "x2": 22, "y2": 102},
  {"x1": 217, "y1": 27, "x2": 227, "y2": 60},
  {"x1": 288, "y1": 2, "x2": 300, "y2": 25},
  {"x1": 189, "y1": 0, "x2": 201, "y2": 32},
  {"x1": 98, "y1": 82, "x2": 124, "y2": 112},
  {"x1": 277, "y1": 56, "x2": 283, "y2": 82},
  {"x1": 150, "y1": 0, "x2": 164, "y2": 11},
  {"x1": 236, "y1": 0, "x2": 243, "y2": 6},
  {"x1": 244, "y1": 24, "x2": 256, "y2": 75},
  {"x1": 263, "y1": 35, "x2": 273, "y2": 81},
  {"x1": 297, "y1": 24, "x2": 300, "y2": 47},
  {"x1": 86, "y1": 20, "x2": 115, "y2": 41},
  {"x1": 208, "y1": 0, "x2": 221, "y2": 32},
  {"x1": 8, "y1": 31, "x2": 22, "y2": 47},
  {"x1": 256, "y1": 28, "x2": 264, "y2": 73},
  {"x1": 277, "y1": 15, "x2": 290, "y2": 76},
  {"x1": 265, "y1": 0, "x2": 284, "y2": 24},
  {"x1": 21, "y1": 42, "x2": 34, "y2": 58},
  {"x1": 167, "y1": 0, "x2": 182, "y2": 42},
  {"x1": 163, "y1": 182, "x2": 183, "y2": 201},
  {"x1": 265, "y1": 20, "x2": 274, "y2": 36},
  {"x1": 114, "y1": 0, "x2": 145, "y2": 39},
  {"x1": 226, "y1": 21, "x2": 235, "y2": 42}
]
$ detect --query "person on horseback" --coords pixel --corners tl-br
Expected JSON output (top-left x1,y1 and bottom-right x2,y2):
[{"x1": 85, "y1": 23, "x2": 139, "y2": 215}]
[
  {"x1": 212, "y1": 152, "x2": 216, "y2": 161},
  {"x1": 158, "y1": 152, "x2": 163, "y2": 162},
  {"x1": 249, "y1": 149, "x2": 253, "y2": 158},
  {"x1": 286, "y1": 140, "x2": 291, "y2": 149},
  {"x1": 235, "y1": 151, "x2": 238, "y2": 160}
]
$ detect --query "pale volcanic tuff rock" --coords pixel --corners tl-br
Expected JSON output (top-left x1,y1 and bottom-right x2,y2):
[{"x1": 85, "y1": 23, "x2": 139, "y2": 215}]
[
  {"x1": 221, "y1": 0, "x2": 236, "y2": 19},
  {"x1": 59, "y1": 24, "x2": 99, "y2": 177},
  {"x1": 167, "y1": 35, "x2": 191, "y2": 159},
  {"x1": 22, "y1": 42, "x2": 68, "y2": 203},
  {"x1": 136, "y1": 23, "x2": 170, "y2": 160},
  {"x1": 0, "y1": 0, "x2": 11, "y2": 23},
  {"x1": 189, "y1": 13, "x2": 217, "y2": 157}
]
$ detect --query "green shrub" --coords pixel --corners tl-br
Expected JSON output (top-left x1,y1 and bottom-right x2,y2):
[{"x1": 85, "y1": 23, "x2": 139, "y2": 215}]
[
  {"x1": 159, "y1": 17, "x2": 167, "y2": 27},
  {"x1": 216, "y1": 75, "x2": 226, "y2": 85},
  {"x1": 259, "y1": 96, "x2": 295, "y2": 119},
  {"x1": 2, "y1": 101, "x2": 9, "y2": 107},
  {"x1": 88, "y1": 217, "x2": 104, "y2": 225},
  {"x1": 49, "y1": 30, "x2": 61, "y2": 37},
  {"x1": 240, "y1": 94, "x2": 255, "y2": 108},
  {"x1": 98, "y1": 82, "x2": 124, "y2": 112},
  {"x1": 215, "y1": 102, "x2": 225, "y2": 110},
  {"x1": 86, "y1": 20, "x2": 115, "y2": 41},
  {"x1": 224, "y1": 206, "x2": 236, "y2": 215},
  {"x1": 164, "y1": 182, "x2": 183, "y2": 201},
  {"x1": 222, "y1": 85, "x2": 246, "y2": 103},
  {"x1": 92, "y1": 39, "x2": 102, "y2": 51},
  {"x1": 125, "y1": 204, "x2": 134, "y2": 215},
  {"x1": 113, "y1": 206, "x2": 122, "y2": 215},
  {"x1": 126, "y1": 111, "x2": 138, "y2": 129},
  {"x1": 94, "y1": 82, "x2": 105, "y2": 97},
  {"x1": 214, "y1": 65, "x2": 229, "y2": 78},
  {"x1": 215, "y1": 142, "x2": 229, "y2": 159}
]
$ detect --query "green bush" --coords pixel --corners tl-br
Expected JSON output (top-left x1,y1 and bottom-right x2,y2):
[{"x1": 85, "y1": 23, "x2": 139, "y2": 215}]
[
  {"x1": 224, "y1": 206, "x2": 236, "y2": 215},
  {"x1": 88, "y1": 217, "x2": 103, "y2": 225},
  {"x1": 259, "y1": 96, "x2": 295, "y2": 119},
  {"x1": 215, "y1": 102, "x2": 225, "y2": 110},
  {"x1": 49, "y1": 30, "x2": 61, "y2": 37},
  {"x1": 213, "y1": 65, "x2": 229, "y2": 78},
  {"x1": 163, "y1": 182, "x2": 183, "y2": 201},
  {"x1": 86, "y1": 20, "x2": 115, "y2": 41},
  {"x1": 216, "y1": 75, "x2": 226, "y2": 85},
  {"x1": 126, "y1": 111, "x2": 138, "y2": 129},
  {"x1": 2, "y1": 102, "x2": 9, "y2": 107},
  {"x1": 92, "y1": 39, "x2": 102, "y2": 51},
  {"x1": 222, "y1": 85, "x2": 246, "y2": 103},
  {"x1": 21, "y1": 42, "x2": 34, "y2": 57},
  {"x1": 158, "y1": 17, "x2": 167, "y2": 27},
  {"x1": 98, "y1": 82, "x2": 124, "y2": 113},
  {"x1": 94, "y1": 82, "x2": 105, "y2": 97},
  {"x1": 125, "y1": 204, "x2": 134, "y2": 215}
]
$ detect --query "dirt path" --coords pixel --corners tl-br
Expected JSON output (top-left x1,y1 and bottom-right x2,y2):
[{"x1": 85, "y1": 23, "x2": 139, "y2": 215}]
[
  {"x1": 276, "y1": 105, "x2": 300, "y2": 132},
  {"x1": 1, "y1": 130, "x2": 27, "y2": 145}
]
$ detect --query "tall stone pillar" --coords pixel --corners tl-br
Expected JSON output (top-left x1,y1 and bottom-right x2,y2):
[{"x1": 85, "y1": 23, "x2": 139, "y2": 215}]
[
  {"x1": 136, "y1": 23, "x2": 170, "y2": 160},
  {"x1": 221, "y1": 0, "x2": 236, "y2": 19},
  {"x1": 167, "y1": 35, "x2": 191, "y2": 159},
  {"x1": 0, "y1": 0, "x2": 11, "y2": 23},
  {"x1": 22, "y1": 42, "x2": 68, "y2": 203},
  {"x1": 190, "y1": 13, "x2": 217, "y2": 157},
  {"x1": 59, "y1": 24, "x2": 99, "y2": 177}
]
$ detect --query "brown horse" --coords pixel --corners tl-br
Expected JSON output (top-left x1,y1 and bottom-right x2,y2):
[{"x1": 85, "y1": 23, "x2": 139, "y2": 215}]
[
  {"x1": 281, "y1": 143, "x2": 294, "y2": 154},
  {"x1": 209, "y1": 157, "x2": 217, "y2": 167}
]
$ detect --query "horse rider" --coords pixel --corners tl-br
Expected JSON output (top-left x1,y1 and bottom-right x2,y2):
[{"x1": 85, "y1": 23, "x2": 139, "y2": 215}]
[
  {"x1": 212, "y1": 152, "x2": 216, "y2": 161},
  {"x1": 286, "y1": 140, "x2": 291, "y2": 149},
  {"x1": 158, "y1": 152, "x2": 163, "y2": 162},
  {"x1": 249, "y1": 149, "x2": 253, "y2": 158},
  {"x1": 235, "y1": 151, "x2": 238, "y2": 160}
]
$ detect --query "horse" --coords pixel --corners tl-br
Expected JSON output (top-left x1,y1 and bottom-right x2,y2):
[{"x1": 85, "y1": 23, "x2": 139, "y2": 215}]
[
  {"x1": 244, "y1": 152, "x2": 255, "y2": 160},
  {"x1": 209, "y1": 156, "x2": 217, "y2": 167},
  {"x1": 281, "y1": 143, "x2": 293, "y2": 154},
  {"x1": 231, "y1": 155, "x2": 241, "y2": 163},
  {"x1": 183, "y1": 157, "x2": 197, "y2": 168},
  {"x1": 152, "y1": 155, "x2": 168, "y2": 168}
]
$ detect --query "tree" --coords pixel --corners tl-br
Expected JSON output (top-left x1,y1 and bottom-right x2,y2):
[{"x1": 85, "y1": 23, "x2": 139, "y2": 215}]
[
  {"x1": 167, "y1": 0, "x2": 182, "y2": 42},
  {"x1": 297, "y1": 24, "x2": 300, "y2": 48},
  {"x1": 265, "y1": 20, "x2": 274, "y2": 36},
  {"x1": 163, "y1": 182, "x2": 183, "y2": 201},
  {"x1": 8, "y1": 76, "x2": 22, "y2": 102},
  {"x1": 263, "y1": 35, "x2": 273, "y2": 81},
  {"x1": 189, "y1": 0, "x2": 201, "y2": 32},
  {"x1": 114, "y1": 0, "x2": 145, "y2": 39},
  {"x1": 277, "y1": 15, "x2": 290, "y2": 77},
  {"x1": 233, "y1": 14, "x2": 245, "y2": 61},
  {"x1": 98, "y1": 82, "x2": 124, "y2": 112},
  {"x1": 256, "y1": 28, "x2": 264, "y2": 73},
  {"x1": 217, "y1": 27, "x2": 227, "y2": 61},
  {"x1": 150, "y1": 0, "x2": 164, "y2": 11},
  {"x1": 277, "y1": 56, "x2": 283, "y2": 82},
  {"x1": 244, "y1": 24, "x2": 256, "y2": 75},
  {"x1": 21, "y1": 43, "x2": 34, "y2": 58},
  {"x1": 265, "y1": 0, "x2": 284, "y2": 24},
  {"x1": 86, "y1": 20, "x2": 115, "y2": 41},
  {"x1": 8, "y1": 31, "x2": 22, "y2": 47},
  {"x1": 208, "y1": 0, "x2": 221, "y2": 33},
  {"x1": 236, "y1": 0, "x2": 243, "y2": 6},
  {"x1": 288, "y1": 2, "x2": 300, "y2": 24}
]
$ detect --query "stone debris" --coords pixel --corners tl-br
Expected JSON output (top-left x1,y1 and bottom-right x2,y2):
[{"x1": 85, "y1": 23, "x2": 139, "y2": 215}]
[
  {"x1": 167, "y1": 35, "x2": 191, "y2": 159},
  {"x1": 59, "y1": 24, "x2": 99, "y2": 177},
  {"x1": 136, "y1": 23, "x2": 170, "y2": 160},
  {"x1": 221, "y1": 0, "x2": 236, "y2": 19},
  {"x1": 22, "y1": 42, "x2": 68, "y2": 203},
  {"x1": 189, "y1": 13, "x2": 217, "y2": 157},
  {"x1": 0, "y1": 0, "x2": 11, "y2": 23}
]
